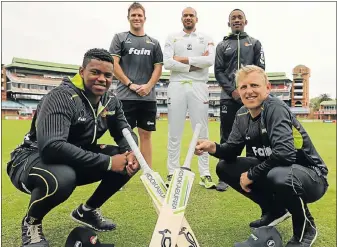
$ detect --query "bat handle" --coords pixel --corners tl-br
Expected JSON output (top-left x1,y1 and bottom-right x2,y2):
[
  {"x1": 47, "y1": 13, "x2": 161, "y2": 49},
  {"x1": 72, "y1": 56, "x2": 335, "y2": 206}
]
[
  {"x1": 183, "y1": 123, "x2": 202, "y2": 169},
  {"x1": 122, "y1": 128, "x2": 151, "y2": 172}
]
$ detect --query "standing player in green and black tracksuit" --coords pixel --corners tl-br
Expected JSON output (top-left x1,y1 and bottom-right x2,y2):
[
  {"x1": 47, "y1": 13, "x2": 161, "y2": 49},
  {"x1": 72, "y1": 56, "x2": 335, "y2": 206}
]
[
  {"x1": 7, "y1": 49, "x2": 140, "y2": 247},
  {"x1": 196, "y1": 65, "x2": 328, "y2": 247},
  {"x1": 214, "y1": 9, "x2": 265, "y2": 191},
  {"x1": 109, "y1": 2, "x2": 163, "y2": 169}
]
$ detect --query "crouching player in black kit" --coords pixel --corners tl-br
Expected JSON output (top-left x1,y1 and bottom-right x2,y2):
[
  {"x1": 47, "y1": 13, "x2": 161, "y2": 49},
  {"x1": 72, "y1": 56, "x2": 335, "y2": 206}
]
[
  {"x1": 7, "y1": 48, "x2": 140, "y2": 247},
  {"x1": 195, "y1": 65, "x2": 328, "y2": 247}
]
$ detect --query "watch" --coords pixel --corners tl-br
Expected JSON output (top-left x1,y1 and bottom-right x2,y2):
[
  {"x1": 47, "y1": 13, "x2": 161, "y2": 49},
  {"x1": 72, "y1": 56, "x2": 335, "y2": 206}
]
[{"x1": 127, "y1": 81, "x2": 133, "y2": 88}]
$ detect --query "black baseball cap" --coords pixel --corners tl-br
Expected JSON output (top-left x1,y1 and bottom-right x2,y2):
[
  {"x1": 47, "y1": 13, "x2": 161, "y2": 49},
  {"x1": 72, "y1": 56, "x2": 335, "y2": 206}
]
[
  {"x1": 65, "y1": 227, "x2": 114, "y2": 247},
  {"x1": 234, "y1": 226, "x2": 283, "y2": 247}
]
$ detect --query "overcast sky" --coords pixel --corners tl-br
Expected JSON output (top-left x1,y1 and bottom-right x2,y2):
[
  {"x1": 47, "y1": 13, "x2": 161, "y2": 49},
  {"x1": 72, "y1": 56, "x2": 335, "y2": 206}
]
[{"x1": 1, "y1": 1, "x2": 336, "y2": 98}]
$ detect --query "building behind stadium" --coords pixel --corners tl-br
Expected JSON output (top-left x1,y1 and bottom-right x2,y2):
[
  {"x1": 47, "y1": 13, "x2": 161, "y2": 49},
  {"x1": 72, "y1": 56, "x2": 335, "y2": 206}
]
[{"x1": 1, "y1": 57, "x2": 335, "y2": 120}]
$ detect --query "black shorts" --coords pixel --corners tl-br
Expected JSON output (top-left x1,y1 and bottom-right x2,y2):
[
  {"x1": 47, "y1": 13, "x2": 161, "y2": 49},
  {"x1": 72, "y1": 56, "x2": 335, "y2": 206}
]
[{"x1": 121, "y1": 100, "x2": 157, "y2": 131}]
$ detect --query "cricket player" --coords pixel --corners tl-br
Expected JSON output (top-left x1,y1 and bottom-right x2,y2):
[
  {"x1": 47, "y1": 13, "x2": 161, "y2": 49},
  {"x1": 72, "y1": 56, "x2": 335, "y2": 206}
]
[
  {"x1": 6, "y1": 48, "x2": 140, "y2": 247},
  {"x1": 163, "y1": 7, "x2": 216, "y2": 189},
  {"x1": 195, "y1": 65, "x2": 328, "y2": 247},
  {"x1": 109, "y1": 2, "x2": 163, "y2": 168},
  {"x1": 214, "y1": 9, "x2": 265, "y2": 191}
]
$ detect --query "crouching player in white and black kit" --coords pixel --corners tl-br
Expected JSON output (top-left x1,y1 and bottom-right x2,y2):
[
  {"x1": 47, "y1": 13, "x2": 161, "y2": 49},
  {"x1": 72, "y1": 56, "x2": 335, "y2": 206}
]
[
  {"x1": 195, "y1": 65, "x2": 328, "y2": 247},
  {"x1": 7, "y1": 48, "x2": 140, "y2": 247}
]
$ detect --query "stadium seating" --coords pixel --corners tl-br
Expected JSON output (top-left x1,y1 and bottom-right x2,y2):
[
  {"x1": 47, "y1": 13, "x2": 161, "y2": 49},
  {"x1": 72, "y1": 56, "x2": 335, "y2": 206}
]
[{"x1": 2, "y1": 100, "x2": 25, "y2": 109}]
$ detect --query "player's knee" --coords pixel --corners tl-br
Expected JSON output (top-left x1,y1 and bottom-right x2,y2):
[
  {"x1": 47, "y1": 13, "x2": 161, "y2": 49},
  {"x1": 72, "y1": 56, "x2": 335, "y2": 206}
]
[
  {"x1": 216, "y1": 160, "x2": 230, "y2": 181},
  {"x1": 53, "y1": 166, "x2": 76, "y2": 202},
  {"x1": 267, "y1": 167, "x2": 289, "y2": 191},
  {"x1": 138, "y1": 128, "x2": 152, "y2": 140}
]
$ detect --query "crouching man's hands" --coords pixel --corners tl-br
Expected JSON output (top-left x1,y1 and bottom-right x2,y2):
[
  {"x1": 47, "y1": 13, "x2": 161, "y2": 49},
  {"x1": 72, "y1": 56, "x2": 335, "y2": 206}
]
[
  {"x1": 195, "y1": 139, "x2": 216, "y2": 155},
  {"x1": 110, "y1": 151, "x2": 140, "y2": 176},
  {"x1": 125, "y1": 151, "x2": 140, "y2": 177}
]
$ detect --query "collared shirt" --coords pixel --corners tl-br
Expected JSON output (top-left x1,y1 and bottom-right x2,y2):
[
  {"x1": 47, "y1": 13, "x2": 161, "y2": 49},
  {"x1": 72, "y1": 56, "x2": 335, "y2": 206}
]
[{"x1": 163, "y1": 30, "x2": 215, "y2": 83}]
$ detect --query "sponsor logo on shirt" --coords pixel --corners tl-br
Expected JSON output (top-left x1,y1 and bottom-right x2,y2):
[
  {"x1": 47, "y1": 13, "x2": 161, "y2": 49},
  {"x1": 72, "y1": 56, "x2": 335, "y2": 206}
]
[
  {"x1": 244, "y1": 42, "x2": 252, "y2": 46},
  {"x1": 125, "y1": 38, "x2": 132, "y2": 44},
  {"x1": 146, "y1": 39, "x2": 155, "y2": 45},
  {"x1": 221, "y1": 105, "x2": 227, "y2": 113},
  {"x1": 187, "y1": 44, "x2": 192, "y2": 50},
  {"x1": 226, "y1": 46, "x2": 232, "y2": 51},
  {"x1": 101, "y1": 109, "x2": 115, "y2": 117},
  {"x1": 252, "y1": 146, "x2": 272, "y2": 157},
  {"x1": 78, "y1": 117, "x2": 86, "y2": 122},
  {"x1": 129, "y1": 47, "x2": 151, "y2": 55}
]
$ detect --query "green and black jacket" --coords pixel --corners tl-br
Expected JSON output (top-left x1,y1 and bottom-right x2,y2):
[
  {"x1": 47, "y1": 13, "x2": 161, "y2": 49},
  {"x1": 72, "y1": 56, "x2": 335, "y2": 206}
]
[{"x1": 19, "y1": 74, "x2": 138, "y2": 171}]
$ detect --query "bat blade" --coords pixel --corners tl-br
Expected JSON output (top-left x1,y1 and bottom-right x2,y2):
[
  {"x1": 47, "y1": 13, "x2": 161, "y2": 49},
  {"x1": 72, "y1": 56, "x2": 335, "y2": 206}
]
[
  {"x1": 149, "y1": 124, "x2": 201, "y2": 247},
  {"x1": 122, "y1": 128, "x2": 200, "y2": 247}
]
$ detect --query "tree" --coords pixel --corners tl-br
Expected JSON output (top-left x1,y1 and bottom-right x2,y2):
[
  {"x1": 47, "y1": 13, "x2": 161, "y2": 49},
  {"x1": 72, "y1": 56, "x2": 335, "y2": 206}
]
[{"x1": 309, "y1": 94, "x2": 332, "y2": 111}]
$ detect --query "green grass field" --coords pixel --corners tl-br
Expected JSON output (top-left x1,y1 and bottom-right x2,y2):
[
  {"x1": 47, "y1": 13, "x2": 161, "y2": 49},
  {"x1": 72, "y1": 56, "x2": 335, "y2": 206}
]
[{"x1": 1, "y1": 120, "x2": 336, "y2": 247}]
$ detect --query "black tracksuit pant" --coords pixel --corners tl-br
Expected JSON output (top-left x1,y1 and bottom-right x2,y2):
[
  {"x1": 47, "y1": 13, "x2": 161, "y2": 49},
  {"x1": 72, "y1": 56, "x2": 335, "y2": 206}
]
[
  {"x1": 216, "y1": 157, "x2": 328, "y2": 237},
  {"x1": 219, "y1": 99, "x2": 243, "y2": 144},
  {"x1": 8, "y1": 145, "x2": 132, "y2": 223}
]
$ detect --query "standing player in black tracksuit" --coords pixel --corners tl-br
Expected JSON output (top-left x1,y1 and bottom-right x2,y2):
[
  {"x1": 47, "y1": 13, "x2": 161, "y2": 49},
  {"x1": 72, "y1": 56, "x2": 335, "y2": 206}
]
[
  {"x1": 6, "y1": 49, "x2": 140, "y2": 247},
  {"x1": 195, "y1": 65, "x2": 328, "y2": 247},
  {"x1": 214, "y1": 9, "x2": 265, "y2": 191}
]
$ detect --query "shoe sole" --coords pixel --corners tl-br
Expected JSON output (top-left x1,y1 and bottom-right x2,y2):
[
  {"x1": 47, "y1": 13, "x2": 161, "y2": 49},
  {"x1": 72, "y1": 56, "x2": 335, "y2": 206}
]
[
  {"x1": 268, "y1": 212, "x2": 292, "y2": 227},
  {"x1": 199, "y1": 181, "x2": 216, "y2": 189},
  {"x1": 70, "y1": 213, "x2": 116, "y2": 232}
]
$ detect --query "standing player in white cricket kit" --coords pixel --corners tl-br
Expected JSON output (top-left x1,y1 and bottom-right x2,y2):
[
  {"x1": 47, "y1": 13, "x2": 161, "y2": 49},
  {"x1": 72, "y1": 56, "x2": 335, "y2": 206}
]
[{"x1": 163, "y1": 7, "x2": 216, "y2": 189}]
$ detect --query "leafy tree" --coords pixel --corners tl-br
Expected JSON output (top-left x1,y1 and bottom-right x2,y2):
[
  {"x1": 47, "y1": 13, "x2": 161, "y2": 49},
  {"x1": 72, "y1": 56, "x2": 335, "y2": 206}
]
[{"x1": 309, "y1": 94, "x2": 332, "y2": 111}]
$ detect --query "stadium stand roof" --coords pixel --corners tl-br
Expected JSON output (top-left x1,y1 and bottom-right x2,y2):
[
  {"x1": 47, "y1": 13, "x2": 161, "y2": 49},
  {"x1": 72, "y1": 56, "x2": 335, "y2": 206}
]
[
  {"x1": 6, "y1": 57, "x2": 79, "y2": 74},
  {"x1": 162, "y1": 71, "x2": 291, "y2": 82},
  {"x1": 4, "y1": 58, "x2": 291, "y2": 82},
  {"x1": 320, "y1": 100, "x2": 336, "y2": 106}
]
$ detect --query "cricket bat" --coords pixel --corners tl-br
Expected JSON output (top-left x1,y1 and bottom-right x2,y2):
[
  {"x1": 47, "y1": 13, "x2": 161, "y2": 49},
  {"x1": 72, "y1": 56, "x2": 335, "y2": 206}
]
[
  {"x1": 149, "y1": 123, "x2": 202, "y2": 247},
  {"x1": 122, "y1": 128, "x2": 200, "y2": 247}
]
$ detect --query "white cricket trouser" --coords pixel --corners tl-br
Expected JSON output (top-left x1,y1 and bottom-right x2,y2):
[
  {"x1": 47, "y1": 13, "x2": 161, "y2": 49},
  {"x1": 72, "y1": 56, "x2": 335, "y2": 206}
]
[{"x1": 167, "y1": 81, "x2": 210, "y2": 176}]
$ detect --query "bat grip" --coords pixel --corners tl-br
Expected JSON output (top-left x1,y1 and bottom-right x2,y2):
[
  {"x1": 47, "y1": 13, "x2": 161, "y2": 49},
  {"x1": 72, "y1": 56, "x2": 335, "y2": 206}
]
[
  {"x1": 183, "y1": 123, "x2": 202, "y2": 169},
  {"x1": 122, "y1": 128, "x2": 151, "y2": 172}
]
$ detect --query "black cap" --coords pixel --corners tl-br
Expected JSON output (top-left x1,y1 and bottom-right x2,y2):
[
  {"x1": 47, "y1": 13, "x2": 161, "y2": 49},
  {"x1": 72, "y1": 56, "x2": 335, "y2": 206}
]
[
  {"x1": 234, "y1": 226, "x2": 283, "y2": 247},
  {"x1": 65, "y1": 227, "x2": 114, "y2": 247}
]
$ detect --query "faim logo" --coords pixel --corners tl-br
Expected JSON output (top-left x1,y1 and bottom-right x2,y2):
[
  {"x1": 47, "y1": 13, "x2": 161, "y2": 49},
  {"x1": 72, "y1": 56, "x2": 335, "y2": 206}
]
[
  {"x1": 252, "y1": 146, "x2": 272, "y2": 157},
  {"x1": 129, "y1": 48, "x2": 151, "y2": 55}
]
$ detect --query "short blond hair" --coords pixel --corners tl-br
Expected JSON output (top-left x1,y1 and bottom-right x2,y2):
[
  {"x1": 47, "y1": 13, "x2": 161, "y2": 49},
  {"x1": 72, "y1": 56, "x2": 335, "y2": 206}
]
[{"x1": 235, "y1": 65, "x2": 268, "y2": 87}]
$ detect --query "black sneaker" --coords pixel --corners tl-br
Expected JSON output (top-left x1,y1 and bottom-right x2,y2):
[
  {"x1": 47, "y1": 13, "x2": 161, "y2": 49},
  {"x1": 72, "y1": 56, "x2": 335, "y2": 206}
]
[
  {"x1": 249, "y1": 210, "x2": 291, "y2": 228},
  {"x1": 286, "y1": 206, "x2": 318, "y2": 247},
  {"x1": 71, "y1": 204, "x2": 116, "y2": 232},
  {"x1": 21, "y1": 217, "x2": 49, "y2": 247},
  {"x1": 215, "y1": 180, "x2": 229, "y2": 192},
  {"x1": 285, "y1": 224, "x2": 318, "y2": 247},
  {"x1": 165, "y1": 174, "x2": 173, "y2": 187}
]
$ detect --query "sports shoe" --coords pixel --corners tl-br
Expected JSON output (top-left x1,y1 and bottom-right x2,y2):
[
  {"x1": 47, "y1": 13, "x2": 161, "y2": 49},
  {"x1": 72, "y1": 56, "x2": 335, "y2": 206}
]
[
  {"x1": 21, "y1": 216, "x2": 49, "y2": 247},
  {"x1": 216, "y1": 180, "x2": 229, "y2": 191},
  {"x1": 249, "y1": 210, "x2": 291, "y2": 228},
  {"x1": 165, "y1": 174, "x2": 173, "y2": 187},
  {"x1": 286, "y1": 205, "x2": 318, "y2": 247},
  {"x1": 71, "y1": 204, "x2": 116, "y2": 232},
  {"x1": 285, "y1": 224, "x2": 317, "y2": 247},
  {"x1": 199, "y1": 175, "x2": 216, "y2": 189}
]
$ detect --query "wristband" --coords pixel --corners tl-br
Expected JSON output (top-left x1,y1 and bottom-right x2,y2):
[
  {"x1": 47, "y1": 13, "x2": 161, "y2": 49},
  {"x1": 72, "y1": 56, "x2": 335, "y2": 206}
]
[{"x1": 127, "y1": 81, "x2": 133, "y2": 88}]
